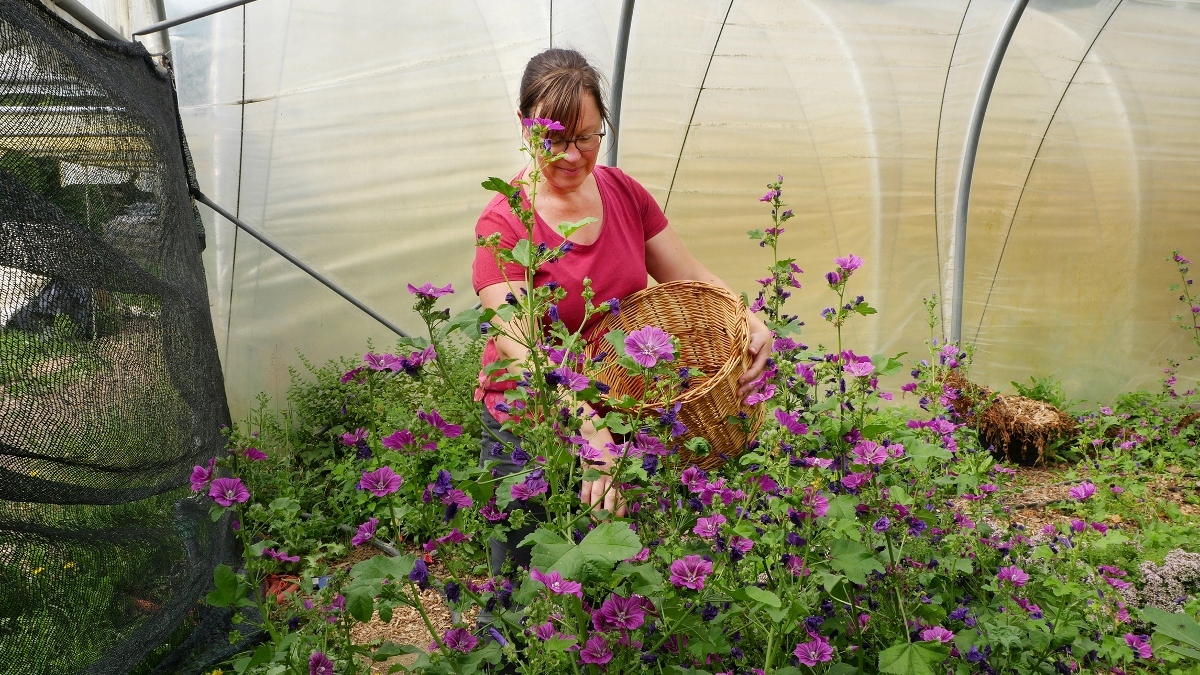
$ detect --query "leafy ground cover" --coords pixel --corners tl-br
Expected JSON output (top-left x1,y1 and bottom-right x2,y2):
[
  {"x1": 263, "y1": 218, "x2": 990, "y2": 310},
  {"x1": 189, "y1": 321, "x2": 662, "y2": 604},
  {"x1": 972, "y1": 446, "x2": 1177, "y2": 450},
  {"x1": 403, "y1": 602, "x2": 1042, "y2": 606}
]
[{"x1": 191, "y1": 127, "x2": 1200, "y2": 675}]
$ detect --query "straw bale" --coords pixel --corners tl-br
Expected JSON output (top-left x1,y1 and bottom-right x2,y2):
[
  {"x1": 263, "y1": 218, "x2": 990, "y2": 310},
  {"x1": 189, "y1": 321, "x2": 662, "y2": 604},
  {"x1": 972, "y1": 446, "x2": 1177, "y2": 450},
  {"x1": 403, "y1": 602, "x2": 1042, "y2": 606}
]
[{"x1": 941, "y1": 371, "x2": 1076, "y2": 466}]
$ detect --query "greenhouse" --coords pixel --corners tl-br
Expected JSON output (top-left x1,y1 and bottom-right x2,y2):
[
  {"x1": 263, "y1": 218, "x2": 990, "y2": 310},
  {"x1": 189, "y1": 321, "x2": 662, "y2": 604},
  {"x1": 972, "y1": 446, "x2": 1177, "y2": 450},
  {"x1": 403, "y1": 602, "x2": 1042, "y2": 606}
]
[{"x1": 1, "y1": 0, "x2": 1199, "y2": 673}]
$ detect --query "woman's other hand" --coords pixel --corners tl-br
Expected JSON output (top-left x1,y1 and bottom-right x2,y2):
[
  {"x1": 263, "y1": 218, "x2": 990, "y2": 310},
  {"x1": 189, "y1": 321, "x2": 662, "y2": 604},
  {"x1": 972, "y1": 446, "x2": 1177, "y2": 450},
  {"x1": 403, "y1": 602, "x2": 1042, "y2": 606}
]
[
  {"x1": 737, "y1": 312, "x2": 773, "y2": 397},
  {"x1": 578, "y1": 413, "x2": 627, "y2": 518}
]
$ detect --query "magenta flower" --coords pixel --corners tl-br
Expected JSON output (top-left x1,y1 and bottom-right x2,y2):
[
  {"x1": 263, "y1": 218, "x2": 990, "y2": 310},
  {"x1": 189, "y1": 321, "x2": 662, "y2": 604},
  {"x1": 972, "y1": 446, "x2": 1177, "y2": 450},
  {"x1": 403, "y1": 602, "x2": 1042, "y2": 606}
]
[
  {"x1": 190, "y1": 458, "x2": 215, "y2": 492},
  {"x1": 745, "y1": 384, "x2": 776, "y2": 406},
  {"x1": 852, "y1": 440, "x2": 888, "y2": 466},
  {"x1": 263, "y1": 547, "x2": 300, "y2": 563},
  {"x1": 795, "y1": 363, "x2": 817, "y2": 386},
  {"x1": 579, "y1": 634, "x2": 613, "y2": 666},
  {"x1": 442, "y1": 627, "x2": 478, "y2": 653},
  {"x1": 381, "y1": 429, "x2": 415, "y2": 450},
  {"x1": 774, "y1": 408, "x2": 808, "y2": 435},
  {"x1": 901, "y1": 382, "x2": 918, "y2": 393},
  {"x1": 363, "y1": 352, "x2": 402, "y2": 371},
  {"x1": 553, "y1": 367, "x2": 589, "y2": 392},
  {"x1": 576, "y1": 443, "x2": 602, "y2": 463},
  {"x1": 806, "y1": 489, "x2": 830, "y2": 517},
  {"x1": 530, "y1": 567, "x2": 583, "y2": 598},
  {"x1": 730, "y1": 536, "x2": 754, "y2": 553},
  {"x1": 1068, "y1": 482, "x2": 1096, "y2": 500},
  {"x1": 669, "y1": 555, "x2": 714, "y2": 590},
  {"x1": 340, "y1": 366, "x2": 364, "y2": 383},
  {"x1": 794, "y1": 636, "x2": 834, "y2": 666},
  {"x1": 351, "y1": 517, "x2": 379, "y2": 547},
  {"x1": 407, "y1": 282, "x2": 454, "y2": 299},
  {"x1": 1124, "y1": 633, "x2": 1153, "y2": 659},
  {"x1": 309, "y1": 652, "x2": 334, "y2": 675},
  {"x1": 522, "y1": 117, "x2": 565, "y2": 131},
  {"x1": 441, "y1": 489, "x2": 473, "y2": 508},
  {"x1": 693, "y1": 513, "x2": 727, "y2": 539},
  {"x1": 418, "y1": 409, "x2": 463, "y2": 439},
  {"x1": 834, "y1": 254, "x2": 863, "y2": 272},
  {"x1": 359, "y1": 467, "x2": 403, "y2": 497},
  {"x1": 209, "y1": 477, "x2": 250, "y2": 507},
  {"x1": 996, "y1": 566, "x2": 1030, "y2": 587},
  {"x1": 760, "y1": 189, "x2": 781, "y2": 202},
  {"x1": 920, "y1": 626, "x2": 955, "y2": 643},
  {"x1": 595, "y1": 593, "x2": 647, "y2": 631},
  {"x1": 840, "y1": 472, "x2": 871, "y2": 490},
  {"x1": 510, "y1": 475, "x2": 548, "y2": 502},
  {"x1": 341, "y1": 427, "x2": 368, "y2": 446},
  {"x1": 625, "y1": 326, "x2": 675, "y2": 368},
  {"x1": 844, "y1": 360, "x2": 875, "y2": 378}
]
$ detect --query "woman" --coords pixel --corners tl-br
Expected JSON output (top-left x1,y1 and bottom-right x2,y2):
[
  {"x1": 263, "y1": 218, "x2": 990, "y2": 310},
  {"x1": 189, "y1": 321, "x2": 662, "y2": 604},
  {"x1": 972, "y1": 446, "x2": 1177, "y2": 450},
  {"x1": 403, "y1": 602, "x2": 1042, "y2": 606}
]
[{"x1": 472, "y1": 48, "x2": 771, "y2": 573}]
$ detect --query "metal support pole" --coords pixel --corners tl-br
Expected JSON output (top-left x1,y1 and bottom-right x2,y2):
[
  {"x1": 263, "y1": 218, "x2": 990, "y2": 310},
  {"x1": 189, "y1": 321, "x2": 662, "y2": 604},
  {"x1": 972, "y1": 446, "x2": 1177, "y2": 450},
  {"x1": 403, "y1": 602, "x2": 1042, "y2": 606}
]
[
  {"x1": 192, "y1": 190, "x2": 410, "y2": 338},
  {"x1": 132, "y1": 0, "x2": 258, "y2": 36},
  {"x1": 606, "y1": 0, "x2": 635, "y2": 167},
  {"x1": 49, "y1": 0, "x2": 126, "y2": 42},
  {"x1": 951, "y1": 0, "x2": 1027, "y2": 343}
]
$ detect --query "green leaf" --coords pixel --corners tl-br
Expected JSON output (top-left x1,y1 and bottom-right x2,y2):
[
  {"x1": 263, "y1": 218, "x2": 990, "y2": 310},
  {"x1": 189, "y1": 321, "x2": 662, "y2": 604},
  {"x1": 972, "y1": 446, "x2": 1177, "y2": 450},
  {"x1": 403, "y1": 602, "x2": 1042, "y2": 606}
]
[
  {"x1": 747, "y1": 229, "x2": 764, "y2": 240},
  {"x1": 556, "y1": 216, "x2": 596, "y2": 238},
  {"x1": 953, "y1": 558, "x2": 974, "y2": 575},
  {"x1": 603, "y1": 329, "x2": 628, "y2": 358},
  {"x1": 350, "y1": 554, "x2": 415, "y2": 584},
  {"x1": 854, "y1": 302, "x2": 878, "y2": 316},
  {"x1": 378, "y1": 604, "x2": 393, "y2": 624},
  {"x1": 512, "y1": 240, "x2": 532, "y2": 267},
  {"x1": 909, "y1": 442, "x2": 952, "y2": 471},
  {"x1": 482, "y1": 176, "x2": 518, "y2": 197},
  {"x1": 347, "y1": 589, "x2": 375, "y2": 622},
  {"x1": 1145, "y1": 607, "x2": 1200, "y2": 650},
  {"x1": 523, "y1": 522, "x2": 643, "y2": 580},
  {"x1": 1165, "y1": 644, "x2": 1200, "y2": 660},
  {"x1": 878, "y1": 642, "x2": 950, "y2": 675},
  {"x1": 829, "y1": 539, "x2": 885, "y2": 585},
  {"x1": 206, "y1": 564, "x2": 242, "y2": 607},
  {"x1": 824, "y1": 495, "x2": 860, "y2": 520},
  {"x1": 373, "y1": 642, "x2": 421, "y2": 661},
  {"x1": 827, "y1": 663, "x2": 859, "y2": 675},
  {"x1": 732, "y1": 586, "x2": 781, "y2": 608},
  {"x1": 544, "y1": 635, "x2": 579, "y2": 652}
]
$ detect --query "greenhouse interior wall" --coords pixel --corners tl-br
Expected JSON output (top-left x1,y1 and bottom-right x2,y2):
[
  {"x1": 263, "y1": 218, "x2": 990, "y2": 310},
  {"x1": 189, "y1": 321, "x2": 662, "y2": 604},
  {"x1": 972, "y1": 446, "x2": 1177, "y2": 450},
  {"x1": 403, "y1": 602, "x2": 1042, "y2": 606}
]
[{"x1": 145, "y1": 0, "x2": 1200, "y2": 419}]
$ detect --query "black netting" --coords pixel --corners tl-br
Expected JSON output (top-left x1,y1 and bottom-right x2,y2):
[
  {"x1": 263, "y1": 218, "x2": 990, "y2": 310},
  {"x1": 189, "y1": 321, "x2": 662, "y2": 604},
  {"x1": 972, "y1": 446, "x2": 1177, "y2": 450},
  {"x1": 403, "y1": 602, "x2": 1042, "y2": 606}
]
[{"x1": 0, "y1": 1, "x2": 235, "y2": 673}]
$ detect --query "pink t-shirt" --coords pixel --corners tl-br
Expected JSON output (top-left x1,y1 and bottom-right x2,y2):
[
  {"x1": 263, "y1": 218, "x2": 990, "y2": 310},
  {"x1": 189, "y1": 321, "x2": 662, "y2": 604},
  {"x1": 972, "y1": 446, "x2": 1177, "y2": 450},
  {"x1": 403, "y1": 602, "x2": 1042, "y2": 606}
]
[{"x1": 472, "y1": 165, "x2": 670, "y2": 419}]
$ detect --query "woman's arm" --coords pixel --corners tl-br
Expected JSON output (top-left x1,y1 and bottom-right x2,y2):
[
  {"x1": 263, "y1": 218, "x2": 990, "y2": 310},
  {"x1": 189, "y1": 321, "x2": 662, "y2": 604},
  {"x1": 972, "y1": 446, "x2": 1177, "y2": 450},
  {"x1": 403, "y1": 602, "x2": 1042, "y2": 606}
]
[
  {"x1": 477, "y1": 281, "x2": 627, "y2": 517},
  {"x1": 645, "y1": 225, "x2": 772, "y2": 397}
]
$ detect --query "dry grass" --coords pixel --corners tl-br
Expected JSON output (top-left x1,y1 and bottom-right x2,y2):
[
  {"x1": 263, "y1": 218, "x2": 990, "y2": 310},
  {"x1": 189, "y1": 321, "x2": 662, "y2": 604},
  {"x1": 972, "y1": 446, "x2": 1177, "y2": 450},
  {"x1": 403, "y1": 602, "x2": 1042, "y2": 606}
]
[{"x1": 944, "y1": 372, "x2": 1076, "y2": 466}]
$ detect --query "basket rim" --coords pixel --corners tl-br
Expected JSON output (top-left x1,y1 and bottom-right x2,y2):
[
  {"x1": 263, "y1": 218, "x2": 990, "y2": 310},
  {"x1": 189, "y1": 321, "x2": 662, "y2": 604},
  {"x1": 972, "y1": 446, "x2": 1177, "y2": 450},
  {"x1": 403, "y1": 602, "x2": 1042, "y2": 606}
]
[{"x1": 585, "y1": 280, "x2": 748, "y2": 407}]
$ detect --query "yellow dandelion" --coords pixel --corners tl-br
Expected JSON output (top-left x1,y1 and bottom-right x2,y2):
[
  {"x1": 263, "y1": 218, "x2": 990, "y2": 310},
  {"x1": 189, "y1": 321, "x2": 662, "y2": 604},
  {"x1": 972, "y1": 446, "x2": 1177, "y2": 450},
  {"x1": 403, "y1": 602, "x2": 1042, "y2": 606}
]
[
  {"x1": 64, "y1": 562, "x2": 75, "y2": 569},
  {"x1": 28, "y1": 470, "x2": 37, "y2": 477},
  {"x1": 32, "y1": 567, "x2": 43, "y2": 575}
]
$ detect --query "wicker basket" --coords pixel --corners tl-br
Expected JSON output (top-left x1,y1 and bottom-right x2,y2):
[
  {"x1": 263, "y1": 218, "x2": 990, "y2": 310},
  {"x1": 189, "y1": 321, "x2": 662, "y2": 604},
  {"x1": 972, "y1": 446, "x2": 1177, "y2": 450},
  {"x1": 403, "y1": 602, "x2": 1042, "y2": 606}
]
[{"x1": 584, "y1": 281, "x2": 765, "y2": 470}]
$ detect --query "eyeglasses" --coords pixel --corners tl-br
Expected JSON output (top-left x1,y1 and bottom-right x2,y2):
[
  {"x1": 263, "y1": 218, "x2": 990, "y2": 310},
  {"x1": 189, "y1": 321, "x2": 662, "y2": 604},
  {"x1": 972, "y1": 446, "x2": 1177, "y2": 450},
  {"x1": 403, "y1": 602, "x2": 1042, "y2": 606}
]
[{"x1": 548, "y1": 131, "x2": 606, "y2": 154}]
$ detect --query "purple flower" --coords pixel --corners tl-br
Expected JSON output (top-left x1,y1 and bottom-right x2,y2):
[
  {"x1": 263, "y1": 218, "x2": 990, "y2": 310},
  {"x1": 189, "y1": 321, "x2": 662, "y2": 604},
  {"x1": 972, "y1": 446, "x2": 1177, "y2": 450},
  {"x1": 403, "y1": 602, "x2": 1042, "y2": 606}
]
[
  {"x1": 190, "y1": 458, "x2": 215, "y2": 492},
  {"x1": 441, "y1": 489, "x2": 473, "y2": 508},
  {"x1": 510, "y1": 472, "x2": 548, "y2": 502},
  {"x1": 1068, "y1": 482, "x2": 1096, "y2": 500},
  {"x1": 241, "y1": 447, "x2": 267, "y2": 461},
  {"x1": 873, "y1": 516, "x2": 890, "y2": 533},
  {"x1": 921, "y1": 626, "x2": 955, "y2": 643},
  {"x1": 1124, "y1": 633, "x2": 1153, "y2": 659},
  {"x1": 596, "y1": 593, "x2": 647, "y2": 631},
  {"x1": 363, "y1": 352, "x2": 403, "y2": 371},
  {"x1": 760, "y1": 189, "x2": 781, "y2": 202},
  {"x1": 262, "y1": 547, "x2": 301, "y2": 563},
  {"x1": 834, "y1": 254, "x2": 863, "y2": 272},
  {"x1": 794, "y1": 636, "x2": 834, "y2": 666},
  {"x1": 309, "y1": 651, "x2": 334, "y2": 675},
  {"x1": 340, "y1": 366, "x2": 364, "y2": 383},
  {"x1": 522, "y1": 117, "x2": 565, "y2": 131},
  {"x1": 579, "y1": 634, "x2": 613, "y2": 666},
  {"x1": 669, "y1": 555, "x2": 713, "y2": 590},
  {"x1": 795, "y1": 363, "x2": 817, "y2": 386},
  {"x1": 480, "y1": 498, "x2": 507, "y2": 522},
  {"x1": 409, "y1": 558, "x2": 429, "y2": 587},
  {"x1": 693, "y1": 513, "x2": 727, "y2": 539},
  {"x1": 745, "y1": 384, "x2": 776, "y2": 406},
  {"x1": 852, "y1": 440, "x2": 888, "y2": 466},
  {"x1": 381, "y1": 429, "x2": 416, "y2": 450},
  {"x1": 530, "y1": 567, "x2": 583, "y2": 598},
  {"x1": 418, "y1": 409, "x2": 463, "y2": 439},
  {"x1": 407, "y1": 282, "x2": 454, "y2": 299},
  {"x1": 625, "y1": 326, "x2": 675, "y2": 368},
  {"x1": 772, "y1": 408, "x2": 811, "y2": 432},
  {"x1": 844, "y1": 360, "x2": 875, "y2": 378},
  {"x1": 997, "y1": 565, "x2": 1030, "y2": 587},
  {"x1": 825, "y1": 271, "x2": 841, "y2": 286},
  {"x1": 442, "y1": 627, "x2": 478, "y2": 653},
  {"x1": 552, "y1": 367, "x2": 589, "y2": 392},
  {"x1": 351, "y1": 517, "x2": 378, "y2": 547},
  {"x1": 606, "y1": 298, "x2": 621, "y2": 316},
  {"x1": 341, "y1": 427, "x2": 368, "y2": 446},
  {"x1": 730, "y1": 536, "x2": 754, "y2": 553},
  {"x1": 841, "y1": 472, "x2": 871, "y2": 490},
  {"x1": 359, "y1": 467, "x2": 403, "y2": 497},
  {"x1": 209, "y1": 477, "x2": 250, "y2": 507}
]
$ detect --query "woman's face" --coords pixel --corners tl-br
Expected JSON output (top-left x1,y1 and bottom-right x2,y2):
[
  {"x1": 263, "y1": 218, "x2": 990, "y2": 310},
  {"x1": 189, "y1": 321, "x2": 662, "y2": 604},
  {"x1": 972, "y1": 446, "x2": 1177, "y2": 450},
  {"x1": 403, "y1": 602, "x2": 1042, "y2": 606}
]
[{"x1": 532, "y1": 94, "x2": 603, "y2": 193}]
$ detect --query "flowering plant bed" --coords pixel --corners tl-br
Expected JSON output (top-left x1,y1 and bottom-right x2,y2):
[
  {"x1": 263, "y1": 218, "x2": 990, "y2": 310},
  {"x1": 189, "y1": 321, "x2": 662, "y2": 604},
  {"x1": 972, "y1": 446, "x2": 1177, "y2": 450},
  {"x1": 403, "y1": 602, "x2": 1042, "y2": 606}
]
[{"x1": 190, "y1": 128, "x2": 1200, "y2": 675}]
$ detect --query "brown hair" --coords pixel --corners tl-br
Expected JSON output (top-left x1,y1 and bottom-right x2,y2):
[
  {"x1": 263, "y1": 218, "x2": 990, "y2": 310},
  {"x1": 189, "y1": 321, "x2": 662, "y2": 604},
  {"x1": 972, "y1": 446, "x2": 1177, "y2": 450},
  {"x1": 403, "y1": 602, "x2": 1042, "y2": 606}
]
[{"x1": 518, "y1": 48, "x2": 610, "y2": 138}]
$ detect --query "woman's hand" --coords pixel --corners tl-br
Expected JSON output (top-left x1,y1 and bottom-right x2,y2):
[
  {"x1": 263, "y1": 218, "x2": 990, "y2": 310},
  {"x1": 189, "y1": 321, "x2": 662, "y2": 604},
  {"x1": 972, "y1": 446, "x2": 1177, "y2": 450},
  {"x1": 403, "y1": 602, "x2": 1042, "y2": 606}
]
[
  {"x1": 737, "y1": 312, "x2": 773, "y2": 397},
  {"x1": 578, "y1": 416, "x2": 627, "y2": 518}
]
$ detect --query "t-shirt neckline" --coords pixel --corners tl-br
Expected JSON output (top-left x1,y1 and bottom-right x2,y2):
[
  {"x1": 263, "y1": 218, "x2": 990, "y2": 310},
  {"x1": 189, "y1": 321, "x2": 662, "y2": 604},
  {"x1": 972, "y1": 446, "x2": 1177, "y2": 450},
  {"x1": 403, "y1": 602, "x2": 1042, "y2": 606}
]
[{"x1": 521, "y1": 165, "x2": 610, "y2": 254}]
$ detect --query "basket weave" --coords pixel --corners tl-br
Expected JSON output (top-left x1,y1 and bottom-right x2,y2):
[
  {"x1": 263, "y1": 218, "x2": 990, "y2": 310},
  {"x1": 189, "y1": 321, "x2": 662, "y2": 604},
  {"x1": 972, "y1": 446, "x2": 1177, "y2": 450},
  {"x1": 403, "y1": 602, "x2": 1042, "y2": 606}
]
[{"x1": 584, "y1": 281, "x2": 765, "y2": 470}]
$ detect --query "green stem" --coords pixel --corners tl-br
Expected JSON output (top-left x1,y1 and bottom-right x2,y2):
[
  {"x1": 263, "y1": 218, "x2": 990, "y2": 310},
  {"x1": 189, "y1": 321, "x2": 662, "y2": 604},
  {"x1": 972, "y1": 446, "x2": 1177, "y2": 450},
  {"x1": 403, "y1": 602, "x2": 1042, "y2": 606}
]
[
  {"x1": 409, "y1": 582, "x2": 445, "y2": 652},
  {"x1": 763, "y1": 626, "x2": 777, "y2": 674},
  {"x1": 883, "y1": 532, "x2": 910, "y2": 643}
]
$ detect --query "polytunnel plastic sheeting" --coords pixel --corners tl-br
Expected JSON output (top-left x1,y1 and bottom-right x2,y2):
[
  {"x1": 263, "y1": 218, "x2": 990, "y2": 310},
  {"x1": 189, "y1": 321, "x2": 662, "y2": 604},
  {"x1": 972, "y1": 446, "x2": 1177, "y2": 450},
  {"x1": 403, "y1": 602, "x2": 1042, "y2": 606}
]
[{"x1": 171, "y1": 0, "x2": 1200, "y2": 419}]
